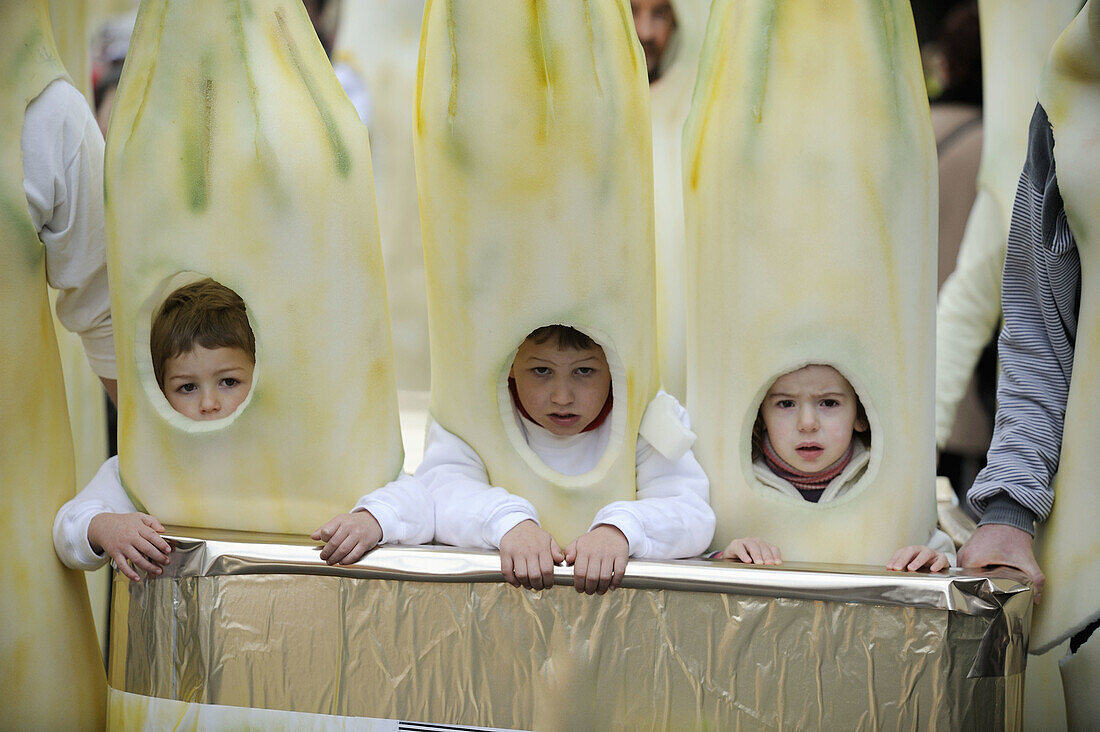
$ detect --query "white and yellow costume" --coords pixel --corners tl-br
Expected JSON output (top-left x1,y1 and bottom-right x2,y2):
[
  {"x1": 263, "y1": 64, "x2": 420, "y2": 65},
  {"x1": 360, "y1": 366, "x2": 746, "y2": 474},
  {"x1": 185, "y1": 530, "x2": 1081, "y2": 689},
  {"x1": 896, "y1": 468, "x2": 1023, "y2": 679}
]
[{"x1": 684, "y1": 0, "x2": 941, "y2": 563}]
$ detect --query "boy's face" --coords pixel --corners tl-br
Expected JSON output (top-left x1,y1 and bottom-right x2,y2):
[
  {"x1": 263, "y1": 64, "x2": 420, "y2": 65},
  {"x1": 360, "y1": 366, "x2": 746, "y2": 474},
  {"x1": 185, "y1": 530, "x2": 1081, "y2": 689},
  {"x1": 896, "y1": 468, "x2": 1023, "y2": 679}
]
[
  {"x1": 761, "y1": 365, "x2": 867, "y2": 473},
  {"x1": 510, "y1": 338, "x2": 611, "y2": 436},
  {"x1": 162, "y1": 345, "x2": 255, "y2": 421}
]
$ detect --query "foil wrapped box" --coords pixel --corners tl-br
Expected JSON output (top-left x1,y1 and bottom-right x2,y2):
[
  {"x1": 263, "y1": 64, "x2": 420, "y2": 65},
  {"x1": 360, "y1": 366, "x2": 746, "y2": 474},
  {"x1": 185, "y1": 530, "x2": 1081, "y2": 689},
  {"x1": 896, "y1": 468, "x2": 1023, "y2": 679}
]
[{"x1": 107, "y1": 531, "x2": 1031, "y2": 730}]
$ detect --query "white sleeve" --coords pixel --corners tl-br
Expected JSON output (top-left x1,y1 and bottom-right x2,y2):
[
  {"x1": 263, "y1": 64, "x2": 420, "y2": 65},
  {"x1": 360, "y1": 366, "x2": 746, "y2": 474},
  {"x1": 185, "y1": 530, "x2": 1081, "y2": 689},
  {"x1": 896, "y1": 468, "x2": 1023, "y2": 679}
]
[
  {"x1": 591, "y1": 394, "x2": 716, "y2": 559},
  {"x1": 414, "y1": 420, "x2": 539, "y2": 550},
  {"x1": 353, "y1": 473, "x2": 434, "y2": 546},
  {"x1": 926, "y1": 528, "x2": 958, "y2": 568},
  {"x1": 22, "y1": 79, "x2": 116, "y2": 380},
  {"x1": 52, "y1": 456, "x2": 138, "y2": 571}
]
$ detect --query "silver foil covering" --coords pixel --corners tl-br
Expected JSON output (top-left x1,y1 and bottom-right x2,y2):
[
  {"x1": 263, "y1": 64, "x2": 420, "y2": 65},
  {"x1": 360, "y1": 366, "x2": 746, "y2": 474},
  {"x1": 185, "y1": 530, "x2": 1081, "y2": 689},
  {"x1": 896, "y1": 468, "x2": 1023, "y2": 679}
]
[{"x1": 109, "y1": 531, "x2": 1031, "y2": 730}]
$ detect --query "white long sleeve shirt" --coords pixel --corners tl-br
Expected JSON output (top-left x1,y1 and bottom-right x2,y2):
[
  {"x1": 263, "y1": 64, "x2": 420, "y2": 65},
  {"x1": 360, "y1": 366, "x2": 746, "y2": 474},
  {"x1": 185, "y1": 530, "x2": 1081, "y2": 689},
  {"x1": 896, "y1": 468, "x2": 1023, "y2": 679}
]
[
  {"x1": 22, "y1": 79, "x2": 116, "y2": 379},
  {"x1": 53, "y1": 456, "x2": 433, "y2": 571},
  {"x1": 416, "y1": 391, "x2": 715, "y2": 559}
]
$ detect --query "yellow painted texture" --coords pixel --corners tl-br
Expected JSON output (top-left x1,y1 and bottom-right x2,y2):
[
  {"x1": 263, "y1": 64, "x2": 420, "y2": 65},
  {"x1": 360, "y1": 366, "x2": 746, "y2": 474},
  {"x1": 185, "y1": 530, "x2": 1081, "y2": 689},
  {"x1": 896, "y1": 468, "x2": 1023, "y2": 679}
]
[
  {"x1": 684, "y1": 0, "x2": 939, "y2": 563},
  {"x1": 105, "y1": 0, "x2": 403, "y2": 533},
  {"x1": 0, "y1": 1, "x2": 107, "y2": 727},
  {"x1": 650, "y1": 0, "x2": 708, "y2": 402},
  {"x1": 335, "y1": 1, "x2": 430, "y2": 392},
  {"x1": 415, "y1": 0, "x2": 658, "y2": 544},
  {"x1": 1033, "y1": 0, "x2": 1100, "y2": 652}
]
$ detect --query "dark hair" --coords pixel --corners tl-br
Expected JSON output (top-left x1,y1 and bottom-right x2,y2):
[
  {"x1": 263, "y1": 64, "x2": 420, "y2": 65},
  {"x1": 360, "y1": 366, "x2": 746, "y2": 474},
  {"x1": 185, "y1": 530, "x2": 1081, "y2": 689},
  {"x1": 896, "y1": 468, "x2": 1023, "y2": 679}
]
[
  {"x1": 525, "y1": 324, "x2": 598, "y2": 351},
  {"x1": 151, "y1": 278, "x2": 256, "y2": 388}
]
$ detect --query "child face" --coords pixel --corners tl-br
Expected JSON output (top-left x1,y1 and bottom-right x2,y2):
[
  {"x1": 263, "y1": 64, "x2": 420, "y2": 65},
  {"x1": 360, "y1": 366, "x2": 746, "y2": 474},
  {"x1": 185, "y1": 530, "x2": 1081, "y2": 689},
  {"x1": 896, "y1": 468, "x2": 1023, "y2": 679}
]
[
  {"x1": 510, "y1": 338, "x2": 611, "y2": 436},
  {"x1": 162, "y1": 345, "x2": 255, "y2": 421},
  {"x1": 761, "y1": 365, "x2": 867, "y2": 472}
]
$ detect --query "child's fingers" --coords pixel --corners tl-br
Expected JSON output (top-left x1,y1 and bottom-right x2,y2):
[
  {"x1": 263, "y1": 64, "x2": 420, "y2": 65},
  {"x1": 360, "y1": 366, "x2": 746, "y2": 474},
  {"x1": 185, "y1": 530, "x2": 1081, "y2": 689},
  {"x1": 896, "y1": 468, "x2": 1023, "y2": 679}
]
[
  {"x1": 762, "y1": 543, "x2": 782, "y2": 565},
  {"x1": 311, "y1": 516, "x2": 341, "y2": 542},
  {"x1": 930, "y1": 553, "x2": 950, "y2": 572},
  {"x1": 111, "y1": 551, "x2": 142, "y2": 582},
  {"x1": 139, "y1": 513, "x2": 167, "y2": 533},
  {"x1": 572, "y1": 552, "x2": 590, "y2": 593},
  {"x1": 500, "y1": 553, "x2": 519, "y2": 587},
  {"x1": 319, "y1": 525, "x2": 351, "y2": 562},
  {"x1": 121, "y1": 545, "x2": 162, "y2": 578},
  {"x1": 609, "y1": 554, "x2": 626, "y2": 591},
  {"x1": 550, "y1": 538, "x2": 565, "y2": 564},
  {"x1": 746, "y1": 541, "x2": 767, "y2": 564},
  {"x1": 732, "y1": 542, "x2": 754, "y2": 564},
  {"x1": 138, "y1": 526, "x2": 172, "y2": 563},
  {"x1": 907, "y1": 547, "x2": 936, "y2": 572},
  {"x1": 563, "y1": 539, "x2": 578, "y2": 565},
  {"x1": 525, "y1": 554, "x2": 546, "y2": 590},
  {"x1": 886, "y1": 546, "x2": 915, "y2": 571},
  {"x1": 537, "y1": 549, "x2": 556, "y2": 589},
  {"x1": 135, "y1": 533, "x2": 171, "y2": 566},
  {"x1": 328, "y1": 532, "x2": 362, "y2": 565},
  {"x1": 596, "y1": 556, "x2": 615, "y2": 595}
]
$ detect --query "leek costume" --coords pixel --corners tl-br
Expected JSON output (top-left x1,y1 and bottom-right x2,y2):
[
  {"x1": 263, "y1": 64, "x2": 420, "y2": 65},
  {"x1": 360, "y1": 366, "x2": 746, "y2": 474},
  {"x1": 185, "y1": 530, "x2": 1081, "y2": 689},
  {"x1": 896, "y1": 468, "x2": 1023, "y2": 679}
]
[
  {"x1": 23, "y1": 79, "x2": 115, "y2": 380},
  {"x1": 53, "y1": 456, "x2": 434, "y2": 571},
  {"x1": 754, "y1": 441, "x2": 957, "y2": 562},
  {"x1": 418, "y1": 392, "x2": 714, "y2": 558}
]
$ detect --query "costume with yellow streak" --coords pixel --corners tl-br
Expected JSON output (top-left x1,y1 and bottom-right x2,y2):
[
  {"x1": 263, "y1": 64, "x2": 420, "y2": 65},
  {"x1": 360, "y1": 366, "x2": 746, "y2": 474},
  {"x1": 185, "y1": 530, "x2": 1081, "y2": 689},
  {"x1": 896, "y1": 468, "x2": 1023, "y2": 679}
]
[
  {"x1": 415, "y1": 0, "x2": 660, "y2": 545},
  {"x1": 335, "y1": 1, "x2": 430, "y2": 394},
  {"x1": 1033, "y1": 2, "x2": 1100, "y2": 721},
  {"x1": 649, "y1": 0, "x2": 707, "y2": 403},
  {"x1": 105, "y1": 0, "x2": 403, "y2": 534},
  {"x1": 0, "y1": 1, "x2": 107, "y2": 727},
  {"x1": 936, "y1": 0, "x2": 1079, "y2": 447},
  {"x1": 684, "y1": 0, "x2": 939, "y2": 563}
]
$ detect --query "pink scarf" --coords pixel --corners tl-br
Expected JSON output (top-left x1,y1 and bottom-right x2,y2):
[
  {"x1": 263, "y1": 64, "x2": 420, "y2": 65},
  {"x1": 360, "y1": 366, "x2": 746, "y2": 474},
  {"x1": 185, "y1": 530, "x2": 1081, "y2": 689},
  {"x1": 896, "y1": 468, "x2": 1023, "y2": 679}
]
[{"x1": 762, "y1": 435, "x2": 854, "y2": 497}]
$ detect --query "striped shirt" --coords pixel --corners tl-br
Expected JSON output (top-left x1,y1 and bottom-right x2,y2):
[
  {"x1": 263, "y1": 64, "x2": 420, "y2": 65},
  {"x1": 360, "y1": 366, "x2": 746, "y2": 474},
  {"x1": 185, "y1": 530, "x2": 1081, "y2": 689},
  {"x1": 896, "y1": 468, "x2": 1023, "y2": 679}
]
[{"x1": 966, "y1": 104, "x2": 1082, "y2": 533}]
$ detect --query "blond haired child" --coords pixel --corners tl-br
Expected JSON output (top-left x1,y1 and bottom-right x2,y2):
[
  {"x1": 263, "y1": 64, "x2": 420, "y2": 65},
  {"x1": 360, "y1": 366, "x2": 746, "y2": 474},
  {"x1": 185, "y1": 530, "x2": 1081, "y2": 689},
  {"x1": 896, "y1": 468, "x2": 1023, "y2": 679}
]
[
  {"x1": 418, "y1": 325, "x2": 715, "y2": 595},
  {"x1": 54, "y1": 279, "x2": 431, "y2": 579},
  {"x1": 719, "y1": 364, "x2": 955, "y2": 572}
]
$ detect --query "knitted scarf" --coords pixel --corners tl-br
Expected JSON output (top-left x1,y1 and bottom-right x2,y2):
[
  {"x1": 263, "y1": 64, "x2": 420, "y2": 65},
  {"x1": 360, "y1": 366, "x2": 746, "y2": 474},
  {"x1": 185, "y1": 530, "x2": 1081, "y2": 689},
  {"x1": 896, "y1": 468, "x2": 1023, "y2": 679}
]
[{"x1": 762, "y1": 435, "x2": 854, "y2": 502}]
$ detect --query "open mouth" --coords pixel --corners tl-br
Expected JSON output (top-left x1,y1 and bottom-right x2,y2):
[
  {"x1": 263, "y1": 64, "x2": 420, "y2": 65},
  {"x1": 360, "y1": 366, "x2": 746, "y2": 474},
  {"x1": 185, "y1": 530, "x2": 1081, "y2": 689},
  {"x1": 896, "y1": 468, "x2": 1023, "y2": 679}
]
[
  {"x1": 796, "y1": 444, "x2": 824, "y2": 458},
  {"x1": 549, "y1": 413, "x2": 580, "y2": 427}
]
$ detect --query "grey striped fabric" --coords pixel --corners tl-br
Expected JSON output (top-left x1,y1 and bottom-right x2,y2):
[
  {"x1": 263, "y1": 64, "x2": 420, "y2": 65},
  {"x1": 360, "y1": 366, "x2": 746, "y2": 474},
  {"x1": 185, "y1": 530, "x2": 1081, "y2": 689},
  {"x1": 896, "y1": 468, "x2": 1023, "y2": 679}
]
[{"x1": 966, "y1": 104, "x2": 1082, "y2": 531}]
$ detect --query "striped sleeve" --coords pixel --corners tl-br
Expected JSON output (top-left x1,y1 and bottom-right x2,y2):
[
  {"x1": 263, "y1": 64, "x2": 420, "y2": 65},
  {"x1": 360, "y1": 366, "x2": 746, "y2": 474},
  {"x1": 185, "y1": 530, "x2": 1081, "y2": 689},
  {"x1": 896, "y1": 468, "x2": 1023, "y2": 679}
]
[{"x1": 966, "y1": 105, "x2": 1081, "y2": 530}]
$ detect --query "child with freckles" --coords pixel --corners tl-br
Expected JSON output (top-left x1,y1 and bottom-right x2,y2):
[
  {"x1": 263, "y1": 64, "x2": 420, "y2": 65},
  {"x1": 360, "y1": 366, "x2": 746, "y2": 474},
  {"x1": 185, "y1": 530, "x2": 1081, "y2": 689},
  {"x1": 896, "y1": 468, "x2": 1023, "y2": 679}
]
[
  {"x1": 416, "y1": 325, "x2": 715, "y2": 595},
  {"x1": 718, "y1": 364, "x2": 955, "y2": 572}
]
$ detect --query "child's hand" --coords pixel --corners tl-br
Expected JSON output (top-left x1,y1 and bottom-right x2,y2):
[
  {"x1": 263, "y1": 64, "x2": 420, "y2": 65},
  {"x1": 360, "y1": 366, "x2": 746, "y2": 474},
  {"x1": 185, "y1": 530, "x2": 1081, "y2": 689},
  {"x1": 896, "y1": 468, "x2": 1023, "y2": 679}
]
[
  {"x1": 88, "y1": 512, "x2": 172, "y2": 582},
  {"x1": 499, "y1": 519, "x2": 564, "y2": 590},
  {"x1": 564, "y1": 524, "x2": 629, "y2": 595},
  {"x1": 887, "y1": 545, "x2": 951, "y2": 573},
  {"x1": 311, "y1": 511, "x2": 383, "y2": 565},
  {"x1": 717, "y1": 537, "x2": 782, "y2": 565}
]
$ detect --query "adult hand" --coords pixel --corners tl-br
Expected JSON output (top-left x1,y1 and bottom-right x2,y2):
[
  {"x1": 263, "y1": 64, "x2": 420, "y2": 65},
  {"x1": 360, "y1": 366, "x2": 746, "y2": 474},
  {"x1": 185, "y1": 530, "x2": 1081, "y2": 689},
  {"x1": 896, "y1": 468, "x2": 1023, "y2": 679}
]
[
  {"x1": 564, "y1": 524, "x2": 629, "y2": 595},
  {"x1": 718, "y1": 537, "x2": 782, "y2": 565},
  {"x1": 958, "y1": 524, "x2": 1045, "y2": 603},
  {"x1": 88, "y1": 512, "x2": 171, "y2": 582},
  {"x1": 311, "y1": 510, "x2": 383, "y2": 565},
  {"x1": 499, "y1": 519, "x2": 563, "y2": 590}
]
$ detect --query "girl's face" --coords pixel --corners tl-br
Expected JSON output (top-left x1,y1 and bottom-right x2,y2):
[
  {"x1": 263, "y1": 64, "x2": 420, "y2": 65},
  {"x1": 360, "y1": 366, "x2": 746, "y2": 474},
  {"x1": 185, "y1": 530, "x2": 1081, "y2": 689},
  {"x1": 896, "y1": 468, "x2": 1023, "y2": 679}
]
[{"x1": 761, "y1": 365, "x2": 867, "y2": 473}]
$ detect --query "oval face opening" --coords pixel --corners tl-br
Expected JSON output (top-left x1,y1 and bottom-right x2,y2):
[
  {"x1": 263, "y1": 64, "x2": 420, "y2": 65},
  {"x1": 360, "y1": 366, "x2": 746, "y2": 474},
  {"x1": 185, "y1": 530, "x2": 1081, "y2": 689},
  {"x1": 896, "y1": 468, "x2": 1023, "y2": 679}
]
[
  {"x1": 136, "y1": 272, "x2": 258, "y2": 432},
  {"x1": 746, "y1": 362, "x2": 876, "y2": 504},
  {"x1": 498, "y1": 323, "x2": 626, "y2": 486}
]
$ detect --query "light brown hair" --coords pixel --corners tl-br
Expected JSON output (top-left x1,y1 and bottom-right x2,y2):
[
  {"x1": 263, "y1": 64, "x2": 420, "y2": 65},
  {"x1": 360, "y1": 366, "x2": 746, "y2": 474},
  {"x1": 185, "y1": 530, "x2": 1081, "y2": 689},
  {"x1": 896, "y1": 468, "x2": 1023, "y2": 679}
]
[{"x1": 151, "y1": 278, "x2": 256, "y2": 388}]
